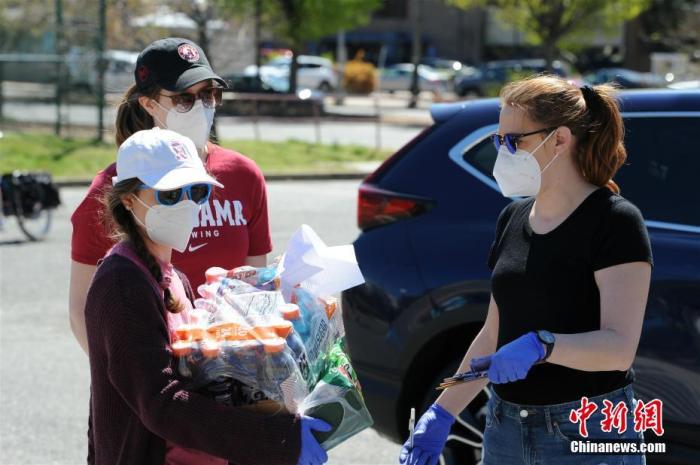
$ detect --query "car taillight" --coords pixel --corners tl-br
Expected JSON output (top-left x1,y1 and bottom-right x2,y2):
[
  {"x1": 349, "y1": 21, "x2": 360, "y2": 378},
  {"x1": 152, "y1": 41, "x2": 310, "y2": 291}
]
[{"x1": 358, "y1": 184, "x2": 433, "y2": 231}]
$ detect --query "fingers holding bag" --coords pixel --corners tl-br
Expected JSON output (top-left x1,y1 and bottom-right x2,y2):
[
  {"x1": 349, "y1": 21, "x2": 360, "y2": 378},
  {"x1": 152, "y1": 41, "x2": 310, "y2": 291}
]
[{"x1": 299, "y1": 416, "x2": 332, "y2": 465}]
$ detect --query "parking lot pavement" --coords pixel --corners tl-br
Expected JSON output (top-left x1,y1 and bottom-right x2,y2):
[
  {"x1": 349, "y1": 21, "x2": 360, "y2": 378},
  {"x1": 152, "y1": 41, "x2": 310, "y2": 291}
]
[{"x1": 0, "y1": 182, "x2": 401, "y2": 465}]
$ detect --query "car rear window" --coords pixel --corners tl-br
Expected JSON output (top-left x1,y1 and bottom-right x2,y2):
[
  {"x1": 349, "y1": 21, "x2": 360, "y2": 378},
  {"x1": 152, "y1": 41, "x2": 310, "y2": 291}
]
[{"x1": 463, "y1": 137, "x2": 496, "y2": 178}]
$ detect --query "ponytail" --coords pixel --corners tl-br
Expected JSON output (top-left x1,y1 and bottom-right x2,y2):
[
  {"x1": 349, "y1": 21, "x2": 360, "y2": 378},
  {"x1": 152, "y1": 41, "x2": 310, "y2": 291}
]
[
  {"x1": 578, "y1": 85, "x2": 626, "y2": 194},
  {"x1": 500, "y1": 76, "x2": 627, "y2": 194},
  {"x1": 115, "y1": 84, "x2": 160, "y2": 147},
  {"x1": 102, "y1": 179, "x2": 185, "y2": 314}
]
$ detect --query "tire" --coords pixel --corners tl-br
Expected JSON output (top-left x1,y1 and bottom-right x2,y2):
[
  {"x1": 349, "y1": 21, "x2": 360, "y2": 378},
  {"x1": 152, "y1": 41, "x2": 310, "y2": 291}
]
[
  {"x1": 12, "y1": 187, "x2": 52, "y2": 241},
  {"x1": 318, "y1": 81, "x2": 333, "y2": 93},
  {"x1": 419, "y1": 361, "x2": 490, "y2": 465}
]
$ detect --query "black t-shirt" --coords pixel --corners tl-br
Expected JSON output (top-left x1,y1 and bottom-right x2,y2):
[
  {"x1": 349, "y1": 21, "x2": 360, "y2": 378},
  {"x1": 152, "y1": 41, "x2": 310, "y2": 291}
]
[{"x1": 488, "y1": 187, "x2": 653, "y2": 405}]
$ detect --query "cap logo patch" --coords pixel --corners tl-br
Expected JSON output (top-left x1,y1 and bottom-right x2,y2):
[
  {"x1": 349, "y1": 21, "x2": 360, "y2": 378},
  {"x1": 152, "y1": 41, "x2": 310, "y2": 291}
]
[
  {"x1": 178, "y1": 44, "x2": 200, "y2": 63},
  {"x1": 170, "y1": 140, "x2": 190, "y2": 161}
]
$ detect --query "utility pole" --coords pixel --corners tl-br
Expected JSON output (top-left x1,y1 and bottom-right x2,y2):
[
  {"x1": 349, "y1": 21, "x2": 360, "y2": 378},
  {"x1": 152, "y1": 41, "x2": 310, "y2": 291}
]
[
  {"x1": 408, "y1": 0, "x2": 422, "y2": 109},
  {"x1": 255, "y1": 0, "x2": 262, "y2": 82},
  {"x1": 96, "y1": 0, "x2": 106, "y2": 142},
  {"x1": 55, "y1": 0, "x2": 64, "y2": 136},
  {"x1": 335, "y1": 29, "x2": 347, "y2": 105}
]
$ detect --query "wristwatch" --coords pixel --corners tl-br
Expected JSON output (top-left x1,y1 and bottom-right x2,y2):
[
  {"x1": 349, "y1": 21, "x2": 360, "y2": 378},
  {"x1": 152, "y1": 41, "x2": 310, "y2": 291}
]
[{"x1": 536, "y1": 330, "x2": 556, "y2": 361}]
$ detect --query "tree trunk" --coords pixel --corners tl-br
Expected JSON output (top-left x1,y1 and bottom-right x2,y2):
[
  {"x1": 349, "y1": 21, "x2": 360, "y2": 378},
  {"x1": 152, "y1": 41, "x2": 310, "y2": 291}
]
[
  {"x1": 543, "y1": 39, "x2": 557, "y2": 73},
  {"x1": 289, "y1": 48, "x2": 299, "y2": 94}
]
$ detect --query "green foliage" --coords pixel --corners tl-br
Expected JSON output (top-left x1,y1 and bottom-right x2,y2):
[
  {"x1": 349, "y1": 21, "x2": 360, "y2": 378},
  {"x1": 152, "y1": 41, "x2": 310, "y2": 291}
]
[
  {"x1": 447, "y1": 0, "x2": 651, "y2": 56},
  {"x1": 221, "y1": 0, "x2": 382, "y2": 48}
]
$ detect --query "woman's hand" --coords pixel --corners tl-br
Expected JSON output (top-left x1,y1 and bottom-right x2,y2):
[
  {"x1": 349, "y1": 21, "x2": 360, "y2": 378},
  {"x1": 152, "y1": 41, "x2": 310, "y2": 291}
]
[
  {"x1": 398, "y1": 404, "x2": 455, "y2": 465},
  {"x1": 298, "y1": 416, "x2": 331, "y2": 465},
  {"x1": 471, "y1": 331, "x2": 544, "y2": 384}
]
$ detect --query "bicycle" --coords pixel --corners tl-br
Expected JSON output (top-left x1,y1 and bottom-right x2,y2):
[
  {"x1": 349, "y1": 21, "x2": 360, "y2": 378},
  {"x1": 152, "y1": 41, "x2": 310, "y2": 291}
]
[{"x1": 0, "y1": 171, "x2": 60, "y2": 241}]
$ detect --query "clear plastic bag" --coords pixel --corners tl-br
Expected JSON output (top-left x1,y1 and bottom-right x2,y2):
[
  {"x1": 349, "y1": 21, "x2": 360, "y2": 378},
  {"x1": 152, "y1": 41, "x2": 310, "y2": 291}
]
[
  {"x1": 170, "y1": 225, "x2": 371, "y2": 449},
  {"x1": 299, "y1": 339, "x2": 373, "y2": 451}
]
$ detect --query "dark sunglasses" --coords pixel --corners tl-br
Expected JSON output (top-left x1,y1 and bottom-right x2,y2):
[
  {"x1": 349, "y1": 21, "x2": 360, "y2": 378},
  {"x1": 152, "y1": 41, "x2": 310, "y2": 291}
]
[
  {"x1": 491, "y1": 127, "x2": 557, "y2": 154},
  {"x1": 139, "y1": 183, "x2": 212, "y2": 206},
  {"x1": 158, "y1": 87, "x2": 223, "y2": 113}
]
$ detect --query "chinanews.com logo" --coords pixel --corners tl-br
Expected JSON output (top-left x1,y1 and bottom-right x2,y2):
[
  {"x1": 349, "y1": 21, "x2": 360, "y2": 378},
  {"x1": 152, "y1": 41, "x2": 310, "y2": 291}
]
[{"x1": 567, "y1": 396, "x2": 667, "y2": 455}]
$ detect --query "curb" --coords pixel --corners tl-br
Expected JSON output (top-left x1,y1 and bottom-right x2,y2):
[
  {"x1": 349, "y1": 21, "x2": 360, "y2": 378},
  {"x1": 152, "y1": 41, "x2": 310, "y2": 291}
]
[{"x1": 54, "y1": 172, "x2": 370, "y2": 187}]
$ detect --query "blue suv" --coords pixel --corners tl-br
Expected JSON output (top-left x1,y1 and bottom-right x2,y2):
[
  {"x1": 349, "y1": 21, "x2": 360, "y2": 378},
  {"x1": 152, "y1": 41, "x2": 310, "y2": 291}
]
[{"x1": 342, "y1": 90, "x2": 700, "y2": 465}]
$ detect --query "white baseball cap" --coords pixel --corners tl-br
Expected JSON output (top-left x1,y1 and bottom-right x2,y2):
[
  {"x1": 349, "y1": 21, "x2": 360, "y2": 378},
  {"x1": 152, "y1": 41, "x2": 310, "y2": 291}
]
[{"x1": 112, "y1": 128, "x2": 224, "y2": 189}]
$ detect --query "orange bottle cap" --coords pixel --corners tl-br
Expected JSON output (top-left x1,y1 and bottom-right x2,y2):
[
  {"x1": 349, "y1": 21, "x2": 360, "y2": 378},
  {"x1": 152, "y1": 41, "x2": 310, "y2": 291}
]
[
  {"x1": 323, "y1": 297, "x2": 338, "y2": 319},
  {"x1": 279, "y1": 303, "x2": 301, "y2": 320},
  {"x1": 273, "y1": 320, "x2": 293, "y2": 338},
  {"x1": 174, "y1": 324, "x2": 193, "y2": 341},
  {"x1": 262, "y1": 338, "x2": 286, "y2": 354},
  {"x1": 190, "y1": 327, "x2": 206, "y2": 341},
  {"x1": 205, "y1": 267, "x2": 227, "y2": 284},
  {"x1": 172, "y1": 340, "x2": 192, "y2": 357}
]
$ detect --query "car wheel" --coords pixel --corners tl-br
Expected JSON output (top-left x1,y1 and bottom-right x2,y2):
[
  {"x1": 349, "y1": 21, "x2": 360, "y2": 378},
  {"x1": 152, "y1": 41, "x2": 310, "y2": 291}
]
[
  {"x1": 420, "y1": 362, "x2": 490, "y2": 465},
  {"x1": 318, "y1": 81, "x2": 333, "y2": 93}
]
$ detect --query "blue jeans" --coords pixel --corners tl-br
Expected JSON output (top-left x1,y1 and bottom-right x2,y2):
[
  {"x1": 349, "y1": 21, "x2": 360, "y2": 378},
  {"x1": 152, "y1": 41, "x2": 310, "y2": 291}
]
[{"x1": 483, "y1": 385, "x2": 646, "y2": 465}]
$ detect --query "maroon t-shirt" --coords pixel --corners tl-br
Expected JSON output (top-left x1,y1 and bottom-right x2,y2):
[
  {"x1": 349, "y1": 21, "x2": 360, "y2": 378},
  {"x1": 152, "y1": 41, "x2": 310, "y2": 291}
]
[{"x1": 71, "y1": 143, "x2": 273, "y2": 290}]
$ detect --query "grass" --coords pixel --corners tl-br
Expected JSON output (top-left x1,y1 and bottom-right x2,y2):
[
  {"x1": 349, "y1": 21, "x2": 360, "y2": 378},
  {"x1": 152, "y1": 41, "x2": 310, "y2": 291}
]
[{"x1": 0, "y1": 131, "x2": 391, "y2": 179}]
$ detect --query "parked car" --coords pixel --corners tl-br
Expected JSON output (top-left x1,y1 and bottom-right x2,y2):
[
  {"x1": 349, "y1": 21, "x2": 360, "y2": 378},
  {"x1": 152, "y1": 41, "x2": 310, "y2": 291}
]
[
  {"x1": 668, "y1": 80, "x2": 700, "y2": 90},
  {"x1": 244, "y1": 55, "x2": 338, "y2": 92},
  {"x1": 585, "y1": 68, "x2": 668, "y2": 89},
  {"x1": 218, "y1": 73, "x2": 322, "y2": 117},
  {"x1": 455, "y1": 59, "x2": 568, "y2": 97},
  {"x1": 420, "y1": 57, "x2": 476, "y2": 85},
  {"x1": 379, "y1": 64, "x2": 450, "y2": 93},
  {"x1": 66, "y1": 48, "x2": 138, "y2": 94},
  {"x1": 341, "y1": 89, "x2": 700, "y2": 465},
  {"x1": 222, "y1": 73, "x2": 318, "y2": 97}
]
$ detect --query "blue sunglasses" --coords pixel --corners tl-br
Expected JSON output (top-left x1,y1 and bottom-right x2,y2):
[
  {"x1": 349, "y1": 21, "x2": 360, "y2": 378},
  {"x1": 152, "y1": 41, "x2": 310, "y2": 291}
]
[
  {"x1": 139, "y1": 183, "x2": 212, "y2": 206},
  {"x1": 491, "y1": 127, "x2": 557, "y2": 154}
]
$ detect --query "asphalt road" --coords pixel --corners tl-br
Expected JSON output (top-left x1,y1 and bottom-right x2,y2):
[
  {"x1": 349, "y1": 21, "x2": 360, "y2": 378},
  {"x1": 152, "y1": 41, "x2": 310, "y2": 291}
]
[
  {"x1": 0, "y1": 182, "x2": 402, "y2": 465},
  {"x1": 1, "y1": 102, "x2": 425, "y2": 151}
]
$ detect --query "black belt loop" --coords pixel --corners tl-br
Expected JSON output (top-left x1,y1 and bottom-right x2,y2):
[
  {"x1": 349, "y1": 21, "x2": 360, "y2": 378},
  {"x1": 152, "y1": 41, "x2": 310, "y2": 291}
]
[{"x1": 544, "y1": 408, "x2": 552, "y2": 434}]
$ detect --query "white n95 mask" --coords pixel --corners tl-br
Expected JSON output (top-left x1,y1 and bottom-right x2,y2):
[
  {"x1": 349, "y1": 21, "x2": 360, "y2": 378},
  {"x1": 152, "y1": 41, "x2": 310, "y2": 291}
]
[
  {"x1": 493, "y1": 130, "x2": 558, "y2": 197},
  {"x1": 131, "y1": 195, "x2": 200, "y2": 252},
  {"x1": 153, "y1": 100, "x2": 215, "y2": 149}
]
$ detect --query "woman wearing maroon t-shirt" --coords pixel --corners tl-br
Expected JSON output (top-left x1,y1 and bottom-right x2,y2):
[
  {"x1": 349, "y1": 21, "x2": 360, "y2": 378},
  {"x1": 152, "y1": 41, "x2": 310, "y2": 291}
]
[{"x1": 69, "y1": 38, "x2": 272, "y2": 356}]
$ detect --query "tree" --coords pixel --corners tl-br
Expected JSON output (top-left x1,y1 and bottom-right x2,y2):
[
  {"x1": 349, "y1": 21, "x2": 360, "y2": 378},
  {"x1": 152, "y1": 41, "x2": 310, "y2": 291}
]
[
  {"x1": 447, "y1": 0, "x2": 651, "y2": 69},
  {"x1": 221, "y1": 0, "x2": 381, "y2": 93},
  {"x1": 636, "y1": 0, "x2": 698, "y2": 52}
]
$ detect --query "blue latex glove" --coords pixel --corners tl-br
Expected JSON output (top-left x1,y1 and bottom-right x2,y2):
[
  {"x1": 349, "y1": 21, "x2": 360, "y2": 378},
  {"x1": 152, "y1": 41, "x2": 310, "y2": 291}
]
[
  {"x1": 398, "y1": 403, "x2": 455, "y2": 465},
  {"x1": 298, "y1": 416, "x2": 332, "y2": 465},
  {"x1": 471, "y1": 331, "x2": 545, "y2": 384}
]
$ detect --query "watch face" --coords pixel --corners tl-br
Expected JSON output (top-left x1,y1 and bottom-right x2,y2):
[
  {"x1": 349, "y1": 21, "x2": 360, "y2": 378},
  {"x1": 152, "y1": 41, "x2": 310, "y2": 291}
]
[{"x1": 538, "y1": 330, "x2": 555, "y2": 344}]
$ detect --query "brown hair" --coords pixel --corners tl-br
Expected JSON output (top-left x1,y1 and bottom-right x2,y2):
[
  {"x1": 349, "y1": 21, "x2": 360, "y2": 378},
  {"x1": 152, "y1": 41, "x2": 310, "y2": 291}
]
[
  {"x1": 499, "y1": 75, "x2": 626, "y2": 194},
  {"x1": 102, "y1": 179, "x2": 184, "y2": 314},
  {"x1": 115, "y1": 83, "x2": 160, "y2": 147}
]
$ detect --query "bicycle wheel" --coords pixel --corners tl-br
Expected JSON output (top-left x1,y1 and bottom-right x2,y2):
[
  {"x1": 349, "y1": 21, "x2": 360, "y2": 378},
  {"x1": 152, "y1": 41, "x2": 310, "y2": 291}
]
[{"x1": 12, "y1": 187, "x2": 52, "y2": 241}]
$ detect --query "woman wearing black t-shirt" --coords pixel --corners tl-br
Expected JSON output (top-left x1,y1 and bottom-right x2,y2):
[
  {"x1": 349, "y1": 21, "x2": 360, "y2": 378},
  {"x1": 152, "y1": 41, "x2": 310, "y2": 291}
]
[{"x1": 399, "y1": 76, "x2": 652, "y2": 465}]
